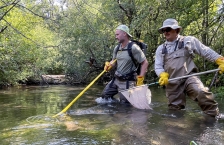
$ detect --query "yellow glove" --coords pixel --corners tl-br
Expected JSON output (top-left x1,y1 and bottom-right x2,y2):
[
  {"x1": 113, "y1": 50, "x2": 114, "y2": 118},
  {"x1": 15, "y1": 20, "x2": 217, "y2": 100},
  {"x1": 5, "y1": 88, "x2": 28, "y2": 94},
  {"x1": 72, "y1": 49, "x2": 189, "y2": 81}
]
[
  {"x1": 159, "y1": 72, "x2": 169, "y2": 86},
  {"x1": 215, "y1": 57, "x2": 224, "y2": 74},
  {"x1": 136, "y1": 76, "x2": 144, "y2": 86},
  {"x1": 104, "y1": 61, "x2": 112, "y2": 72}
]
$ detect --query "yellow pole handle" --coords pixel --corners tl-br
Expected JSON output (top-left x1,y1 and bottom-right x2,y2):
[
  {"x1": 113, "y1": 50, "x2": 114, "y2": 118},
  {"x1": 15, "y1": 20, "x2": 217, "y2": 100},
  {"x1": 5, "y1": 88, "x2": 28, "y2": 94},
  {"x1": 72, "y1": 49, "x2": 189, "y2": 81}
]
[{"x1": 53, "y1": 59, "x2": 117, "y2": 117}]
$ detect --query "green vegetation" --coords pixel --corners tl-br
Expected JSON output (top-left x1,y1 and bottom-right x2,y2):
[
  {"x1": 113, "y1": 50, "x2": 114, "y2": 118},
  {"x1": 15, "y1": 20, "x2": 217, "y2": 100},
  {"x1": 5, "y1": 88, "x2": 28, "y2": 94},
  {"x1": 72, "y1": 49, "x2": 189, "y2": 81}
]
[{"x1": 0, "y1": 0, "x2": 223, "y2": 94}]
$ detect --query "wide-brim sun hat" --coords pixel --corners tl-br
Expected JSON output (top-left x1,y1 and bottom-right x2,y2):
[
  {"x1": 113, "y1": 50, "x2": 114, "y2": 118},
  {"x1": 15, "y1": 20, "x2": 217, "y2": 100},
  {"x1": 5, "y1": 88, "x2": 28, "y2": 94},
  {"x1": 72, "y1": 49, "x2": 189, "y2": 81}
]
[
  {"x1": 116, "y1": 24, "x2": 132, "y2": 37},
  {"x1": 158, "y1": 18, "x2": 182, "y2": 34}
]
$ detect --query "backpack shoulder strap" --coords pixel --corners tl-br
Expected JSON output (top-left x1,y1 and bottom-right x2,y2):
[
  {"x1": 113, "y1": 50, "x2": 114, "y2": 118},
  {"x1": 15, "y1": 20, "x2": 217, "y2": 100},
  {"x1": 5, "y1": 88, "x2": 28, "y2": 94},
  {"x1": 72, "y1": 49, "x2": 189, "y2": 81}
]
[
  {"x1": 115, "y1": 44, "x2": 121, "y2": 55},
  {"x1": 127, "y1": 41, "x2": 137, "y2": 67},
  {"x1": 115, "y1": 42, "x2": 137, "y2": 67}
]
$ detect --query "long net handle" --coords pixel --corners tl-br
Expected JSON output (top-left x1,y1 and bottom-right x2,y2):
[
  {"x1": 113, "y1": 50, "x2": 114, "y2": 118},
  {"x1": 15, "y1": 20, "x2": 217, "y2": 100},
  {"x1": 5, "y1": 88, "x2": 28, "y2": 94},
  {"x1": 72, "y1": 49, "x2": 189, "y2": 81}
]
[
  {"x1": 147, "y1": 68, "x2": 220, "y2": 86},
  {"x1": 168, "y1": 69, "x2": 220, "y2": 82},
  {"x1": 53, "y1": 59, "x2": 117, "y2": 117}
]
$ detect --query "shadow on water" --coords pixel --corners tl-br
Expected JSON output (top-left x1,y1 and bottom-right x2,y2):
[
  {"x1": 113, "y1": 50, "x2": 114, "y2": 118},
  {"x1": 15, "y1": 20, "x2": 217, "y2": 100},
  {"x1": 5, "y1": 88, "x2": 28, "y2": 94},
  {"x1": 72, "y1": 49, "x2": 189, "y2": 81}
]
[{"x1": 0, "y1": 85, "x2": 223, "y2": 145}]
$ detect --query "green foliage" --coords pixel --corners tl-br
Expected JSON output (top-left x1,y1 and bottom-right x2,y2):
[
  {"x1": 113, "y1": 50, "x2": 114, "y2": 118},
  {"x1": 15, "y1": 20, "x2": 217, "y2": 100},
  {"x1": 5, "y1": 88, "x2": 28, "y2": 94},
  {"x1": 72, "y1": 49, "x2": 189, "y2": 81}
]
[
  {"x1": 0, "y1": 0, "x2": 60, "y2": 85},
  {"x1": 57, "y1": 0, "x2": 118, "y2": 76},
  {"x1": 213, "y1": 86, "x2": 224, "y2": 98},
  {"x1": 210, "y1": 74, "x2": 224, "y2": 98}
]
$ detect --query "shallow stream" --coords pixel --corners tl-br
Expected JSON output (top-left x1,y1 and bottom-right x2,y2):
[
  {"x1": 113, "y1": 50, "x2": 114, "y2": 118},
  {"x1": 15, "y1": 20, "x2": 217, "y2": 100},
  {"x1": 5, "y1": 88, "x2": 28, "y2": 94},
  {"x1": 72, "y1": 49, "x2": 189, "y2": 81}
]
[{"x1": 0, "y1": 85, "x2": 223, "y2": 145}]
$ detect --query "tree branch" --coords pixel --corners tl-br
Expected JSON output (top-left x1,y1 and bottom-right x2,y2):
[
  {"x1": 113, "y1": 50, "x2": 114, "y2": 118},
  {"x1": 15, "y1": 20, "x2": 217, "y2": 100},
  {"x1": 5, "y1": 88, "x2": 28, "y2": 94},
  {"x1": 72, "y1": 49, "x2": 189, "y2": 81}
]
[
  {"x1": 16, "y1": 4, "x2": 48, "y2": 19},
  {"x1": 4, "y1": 18, "x2": 59, "y2": 48},
  {"x1": 0, "y1": 26, "x2": 7, "y2": 34},
  {"x1": 0, "y1": 0, "x2": 19, "y2": 21},
  {"x1": 3, "y1": 18, "x2": 40, "y2": 46},
  {"x1": 117, "y1": 0, "x2": 133, "y2": 23}
]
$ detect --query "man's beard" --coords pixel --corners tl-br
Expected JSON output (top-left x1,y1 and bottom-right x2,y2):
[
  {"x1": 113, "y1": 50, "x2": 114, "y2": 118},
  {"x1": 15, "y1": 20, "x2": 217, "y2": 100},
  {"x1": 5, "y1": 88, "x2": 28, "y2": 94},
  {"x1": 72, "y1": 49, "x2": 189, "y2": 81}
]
[{"x1": 118, "y1": 39, "x2": 124, "y2": 43}]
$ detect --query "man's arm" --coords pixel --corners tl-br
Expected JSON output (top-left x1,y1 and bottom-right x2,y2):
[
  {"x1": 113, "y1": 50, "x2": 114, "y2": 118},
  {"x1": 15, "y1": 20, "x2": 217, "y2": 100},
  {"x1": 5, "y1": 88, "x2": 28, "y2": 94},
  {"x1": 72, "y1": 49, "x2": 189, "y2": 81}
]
[
  {"x1": 139, "y1": 59, "x2": 148, "y2": 76},
  {"x1": 136, "y1": 59, "x2": 148, "y2": 86},
  {"x1": 154, "y1": 45, "x2": 165, "y2": 76},
  {"x1": 109, "y1": 59, "x2": 117, "y2": 67},
  {"x1": 184, "y1": 36, "x2": 221, "y2": 62}
]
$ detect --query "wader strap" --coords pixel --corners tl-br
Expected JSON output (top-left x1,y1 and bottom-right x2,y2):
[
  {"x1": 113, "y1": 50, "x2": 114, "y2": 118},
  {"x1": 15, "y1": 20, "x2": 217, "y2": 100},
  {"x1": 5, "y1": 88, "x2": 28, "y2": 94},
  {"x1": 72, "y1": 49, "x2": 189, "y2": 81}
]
[
  {"x1": 178, "y1": 36, "x2": 185, "y2": 49},
  {"x1": 173, "y1": 38, "x2": 180, "y2": 51},
  {"x1": 162, "y1": 42, "x2": 180, "y2": 54},
  {"x1": 162, "y1": 43, "x2": 168, "y2": 54},
  {"x1": 162, "y1": 36, "x2": 184, "y2": 54}
]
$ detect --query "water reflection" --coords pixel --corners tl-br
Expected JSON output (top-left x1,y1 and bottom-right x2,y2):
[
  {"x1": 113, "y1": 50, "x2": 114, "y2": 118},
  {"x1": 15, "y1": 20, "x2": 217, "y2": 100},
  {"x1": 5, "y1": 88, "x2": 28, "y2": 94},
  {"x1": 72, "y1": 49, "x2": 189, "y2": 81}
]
[{"x1": 0, "y1": 85, "x2": 223, "y2": 145}]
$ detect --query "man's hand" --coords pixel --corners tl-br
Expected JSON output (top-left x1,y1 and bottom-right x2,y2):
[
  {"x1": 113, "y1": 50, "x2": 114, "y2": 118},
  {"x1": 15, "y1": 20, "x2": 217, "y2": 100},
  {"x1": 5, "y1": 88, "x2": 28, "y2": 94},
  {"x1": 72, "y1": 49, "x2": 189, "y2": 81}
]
[
  {"x1": 215, "y1": 57, "x2": 224, "y2": 74},
  {"x1": 136, "y1": 76, "x2": 144, "y2": 86},
  {"x1": 104, "y1": 61, "x2": 112, "y2": 72},
  {"x1": 159, "y1": 72, "x2": 169, "y2": 86}
]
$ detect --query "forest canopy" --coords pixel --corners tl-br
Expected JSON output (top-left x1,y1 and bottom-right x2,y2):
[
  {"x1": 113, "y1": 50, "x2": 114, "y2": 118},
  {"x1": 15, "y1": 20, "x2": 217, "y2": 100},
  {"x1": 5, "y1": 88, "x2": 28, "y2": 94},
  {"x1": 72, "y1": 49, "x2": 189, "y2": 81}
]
[{"x1": 0, "y1": 0, "x2": 223, "y2": 94}]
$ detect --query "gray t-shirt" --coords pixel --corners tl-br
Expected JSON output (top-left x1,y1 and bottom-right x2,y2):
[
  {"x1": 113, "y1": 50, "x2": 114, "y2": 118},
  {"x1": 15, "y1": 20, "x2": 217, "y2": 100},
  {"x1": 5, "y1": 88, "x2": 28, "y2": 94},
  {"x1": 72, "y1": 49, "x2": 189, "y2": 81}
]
[{"x1": 112, "y1": 41, "x2": 146, "y2": 75}]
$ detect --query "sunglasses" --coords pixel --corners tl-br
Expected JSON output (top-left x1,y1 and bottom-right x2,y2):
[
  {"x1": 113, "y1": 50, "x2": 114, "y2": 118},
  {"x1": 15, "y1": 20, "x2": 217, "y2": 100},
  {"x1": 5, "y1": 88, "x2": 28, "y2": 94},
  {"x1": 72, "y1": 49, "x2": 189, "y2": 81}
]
[{"x1": 161, "y1": 27, "x2": 172, "y2": 33}]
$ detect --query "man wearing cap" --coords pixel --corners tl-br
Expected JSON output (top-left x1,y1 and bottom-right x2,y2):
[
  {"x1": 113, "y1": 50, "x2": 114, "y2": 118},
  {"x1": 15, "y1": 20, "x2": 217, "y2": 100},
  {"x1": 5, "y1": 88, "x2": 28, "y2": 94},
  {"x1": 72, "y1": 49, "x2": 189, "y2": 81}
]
[
  {"x1": 101, "y1": 24, "x2": 148, "y2": 103},
  {"x1": 154, "y1": 18, "x2": 224, "y2": 119}
]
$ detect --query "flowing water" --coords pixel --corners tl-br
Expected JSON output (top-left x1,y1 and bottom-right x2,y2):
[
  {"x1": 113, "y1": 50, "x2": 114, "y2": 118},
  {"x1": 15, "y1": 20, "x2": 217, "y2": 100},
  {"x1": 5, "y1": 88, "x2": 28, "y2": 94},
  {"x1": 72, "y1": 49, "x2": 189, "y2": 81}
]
[{"x1": 0, "y1": 85, "x2": 223, "y2": 145}]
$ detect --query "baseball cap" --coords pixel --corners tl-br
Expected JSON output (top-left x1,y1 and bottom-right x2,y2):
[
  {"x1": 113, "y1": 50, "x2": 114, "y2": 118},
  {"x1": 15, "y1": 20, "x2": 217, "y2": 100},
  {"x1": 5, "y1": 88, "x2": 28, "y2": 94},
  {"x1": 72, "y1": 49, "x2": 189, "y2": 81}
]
[{"x1": 116, "y1": 24, "x2": 132, "y2": 37}]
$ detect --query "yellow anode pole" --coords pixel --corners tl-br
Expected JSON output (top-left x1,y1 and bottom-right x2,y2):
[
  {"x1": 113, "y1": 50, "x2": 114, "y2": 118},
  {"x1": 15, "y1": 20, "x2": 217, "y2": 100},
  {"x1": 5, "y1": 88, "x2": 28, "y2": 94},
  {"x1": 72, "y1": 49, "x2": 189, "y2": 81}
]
[{"x1": 53, "y1": 59, "x2": 116, "y2": 117}]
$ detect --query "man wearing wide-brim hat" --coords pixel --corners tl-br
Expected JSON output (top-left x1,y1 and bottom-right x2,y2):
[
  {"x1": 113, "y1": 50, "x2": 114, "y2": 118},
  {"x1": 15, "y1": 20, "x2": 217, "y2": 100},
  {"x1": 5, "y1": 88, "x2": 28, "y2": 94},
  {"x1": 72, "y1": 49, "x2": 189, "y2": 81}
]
[{"x1": 154, "y1": 18, "x2": 224, "y2": 119}]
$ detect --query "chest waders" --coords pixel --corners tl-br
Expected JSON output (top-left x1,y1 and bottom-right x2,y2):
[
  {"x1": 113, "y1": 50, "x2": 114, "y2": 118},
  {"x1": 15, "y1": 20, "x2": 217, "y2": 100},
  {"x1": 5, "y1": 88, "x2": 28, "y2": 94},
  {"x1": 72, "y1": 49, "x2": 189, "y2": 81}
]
[
  {"x1": 162, "y1": 36, "x2": 198, "y2": 83},
  {"x1": 162, "y1": 36, "x2": 219, "y2": 117}
]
